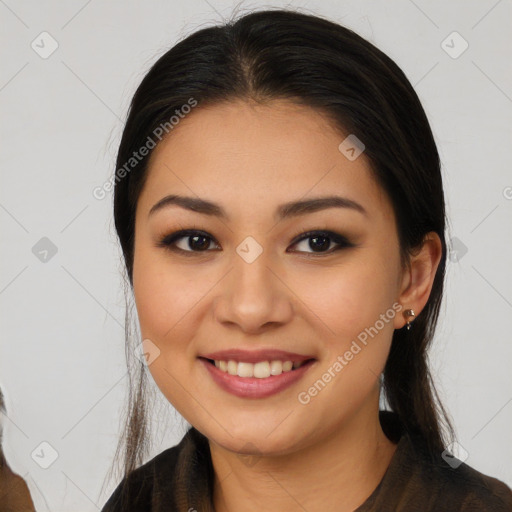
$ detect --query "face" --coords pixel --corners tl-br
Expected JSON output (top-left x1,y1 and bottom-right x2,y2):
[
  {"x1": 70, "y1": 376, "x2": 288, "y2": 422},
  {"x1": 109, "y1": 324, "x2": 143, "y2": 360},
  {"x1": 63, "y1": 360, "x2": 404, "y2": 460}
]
[{"x1": 132, "y1": 99, "x2": 407, "y2": 456}]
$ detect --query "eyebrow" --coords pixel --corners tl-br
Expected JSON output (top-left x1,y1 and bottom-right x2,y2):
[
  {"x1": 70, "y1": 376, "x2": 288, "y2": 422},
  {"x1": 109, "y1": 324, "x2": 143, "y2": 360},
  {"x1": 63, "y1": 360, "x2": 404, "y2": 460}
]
[{"x1": 148, "y1": 194, "x2": 367, "y2": 220}]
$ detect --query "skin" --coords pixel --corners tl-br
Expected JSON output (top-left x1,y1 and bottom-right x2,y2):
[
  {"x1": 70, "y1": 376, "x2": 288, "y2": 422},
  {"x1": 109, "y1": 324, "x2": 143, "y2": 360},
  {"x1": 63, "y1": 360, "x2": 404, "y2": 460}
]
[{"x1": 132, "y1": 99, "x2": 442, "y2": 512}]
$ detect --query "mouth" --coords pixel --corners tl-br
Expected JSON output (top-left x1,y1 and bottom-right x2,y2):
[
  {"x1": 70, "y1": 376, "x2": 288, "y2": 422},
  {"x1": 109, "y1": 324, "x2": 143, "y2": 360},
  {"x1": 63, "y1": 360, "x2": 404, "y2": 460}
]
[
  {"x1": 198, "y1": 357, "x2": 315, "y2": 378},
  {"x1": 197, "y1": 355, "x2": 317, "y2": 399}
]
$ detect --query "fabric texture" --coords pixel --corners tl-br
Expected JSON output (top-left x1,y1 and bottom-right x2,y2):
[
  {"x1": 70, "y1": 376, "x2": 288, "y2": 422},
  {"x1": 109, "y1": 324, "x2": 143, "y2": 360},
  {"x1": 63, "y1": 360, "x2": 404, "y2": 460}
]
[{"x1": 101, "y1": 412, "x2": 512, "y2": 512}]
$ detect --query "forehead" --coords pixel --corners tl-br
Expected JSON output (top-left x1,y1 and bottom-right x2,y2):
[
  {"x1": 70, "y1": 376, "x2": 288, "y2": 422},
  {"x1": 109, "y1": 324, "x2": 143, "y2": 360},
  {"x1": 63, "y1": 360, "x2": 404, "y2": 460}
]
[{"x1": 137, "y1": 99, "x2": 392, "y2": 224}]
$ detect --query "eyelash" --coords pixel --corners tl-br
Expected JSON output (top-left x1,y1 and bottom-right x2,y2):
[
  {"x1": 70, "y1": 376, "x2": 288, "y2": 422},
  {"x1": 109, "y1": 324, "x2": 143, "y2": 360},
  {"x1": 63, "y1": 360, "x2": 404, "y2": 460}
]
[{"x1": 156, "y1": 225, "x2": 355, "y2": 257}]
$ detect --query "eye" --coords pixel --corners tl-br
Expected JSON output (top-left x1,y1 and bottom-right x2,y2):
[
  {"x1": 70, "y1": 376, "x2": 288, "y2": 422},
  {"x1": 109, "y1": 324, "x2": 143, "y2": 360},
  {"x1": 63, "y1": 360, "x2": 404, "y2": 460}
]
[
  {"x1": 156, "y1": 227, "x2": 354, "y2": 256},
  {"x1": 288, "y1": 229, "x2": 354, "y2": 255},
  {"x1": 156, "y1": 229, "x2": 220, "y2": 256}
]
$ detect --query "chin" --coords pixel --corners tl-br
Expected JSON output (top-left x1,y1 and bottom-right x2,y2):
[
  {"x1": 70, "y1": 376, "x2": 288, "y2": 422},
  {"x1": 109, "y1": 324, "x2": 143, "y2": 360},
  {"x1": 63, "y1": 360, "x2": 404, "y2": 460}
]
[{"x1": 204, "y1": 421, "x2": 306, "y2": 457}]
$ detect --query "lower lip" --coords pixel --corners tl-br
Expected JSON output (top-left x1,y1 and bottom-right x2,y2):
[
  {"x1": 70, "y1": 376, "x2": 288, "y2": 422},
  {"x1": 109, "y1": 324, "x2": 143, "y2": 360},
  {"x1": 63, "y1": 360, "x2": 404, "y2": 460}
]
[{"x1": 199, "y1": 358, "x2": 316, "y2": 399}]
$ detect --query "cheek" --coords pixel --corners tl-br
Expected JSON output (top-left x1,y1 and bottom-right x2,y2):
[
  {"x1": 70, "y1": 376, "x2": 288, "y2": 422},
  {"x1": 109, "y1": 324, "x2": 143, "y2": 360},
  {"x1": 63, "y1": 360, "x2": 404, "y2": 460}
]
[
  {"x1": 292, "y1": 254, "x2": 399, "y2": 338},
  {"x1": 133, "y1": 246, "x2": 201, "y2": 340},
  {"x1": 132, "y1": 254, "x2": 208, "y2": 417},
  {"x1": 289, "y1": 250, "x2": 400, "y2": 397}
]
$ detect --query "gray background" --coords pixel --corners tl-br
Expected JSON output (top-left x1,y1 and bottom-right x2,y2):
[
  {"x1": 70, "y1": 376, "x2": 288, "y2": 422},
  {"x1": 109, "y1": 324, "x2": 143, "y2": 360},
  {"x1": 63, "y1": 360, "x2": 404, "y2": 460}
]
[{"x1": 1, "y1": 0, "x2": 511, "y2": 510}]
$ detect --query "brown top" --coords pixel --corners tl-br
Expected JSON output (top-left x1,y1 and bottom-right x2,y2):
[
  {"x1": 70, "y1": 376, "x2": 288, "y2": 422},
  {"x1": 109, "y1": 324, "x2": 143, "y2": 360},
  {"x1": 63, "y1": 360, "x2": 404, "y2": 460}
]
[{"x1": 101, "y1": 412, "x2": 512, "y2": 512}]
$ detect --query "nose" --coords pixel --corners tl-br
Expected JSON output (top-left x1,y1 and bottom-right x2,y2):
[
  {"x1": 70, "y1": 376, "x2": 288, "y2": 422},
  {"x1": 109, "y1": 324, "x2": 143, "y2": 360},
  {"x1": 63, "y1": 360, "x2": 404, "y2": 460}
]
[{"x1": 212, "y1": 249, "x2": 294, "y2": 334}]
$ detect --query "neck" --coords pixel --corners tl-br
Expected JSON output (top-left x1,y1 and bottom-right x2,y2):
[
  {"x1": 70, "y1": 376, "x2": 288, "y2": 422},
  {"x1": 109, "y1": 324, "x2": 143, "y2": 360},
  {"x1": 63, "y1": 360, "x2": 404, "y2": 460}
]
[{"x1": 209, "y1": 397, "x2": 397, "y2": 512}]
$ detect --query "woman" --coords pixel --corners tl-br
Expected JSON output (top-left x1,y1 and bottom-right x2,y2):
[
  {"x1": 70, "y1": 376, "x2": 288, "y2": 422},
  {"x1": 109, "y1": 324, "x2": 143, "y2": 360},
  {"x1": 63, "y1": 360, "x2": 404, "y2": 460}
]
[{"x1": 100, "y1": 8, "x2": 512, "y2": 512}]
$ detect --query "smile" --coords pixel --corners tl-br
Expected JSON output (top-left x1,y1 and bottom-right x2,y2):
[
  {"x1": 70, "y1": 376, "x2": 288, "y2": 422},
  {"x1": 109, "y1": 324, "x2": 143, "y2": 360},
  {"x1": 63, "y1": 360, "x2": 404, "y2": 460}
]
[
  {"x1": 198, "y1": 357, "x2": 316, "y2": 399},
  {"x1": 209, "y1": 358, "x2": 308, "y2": 378}
]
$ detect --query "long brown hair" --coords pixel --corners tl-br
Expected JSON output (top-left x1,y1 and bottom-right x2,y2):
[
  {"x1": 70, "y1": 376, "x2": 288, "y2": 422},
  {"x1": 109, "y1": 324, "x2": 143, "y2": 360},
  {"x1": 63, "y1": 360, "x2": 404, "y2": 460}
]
[{"x1": 104, "y1": 7, "x2": 455, "y2": 509}]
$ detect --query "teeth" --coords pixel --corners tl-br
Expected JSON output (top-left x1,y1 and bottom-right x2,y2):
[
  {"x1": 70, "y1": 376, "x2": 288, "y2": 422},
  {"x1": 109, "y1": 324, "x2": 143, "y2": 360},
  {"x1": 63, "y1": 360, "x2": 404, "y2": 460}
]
[{"x1": 212, "y1": 359, "x2": 307, "y2": 378}]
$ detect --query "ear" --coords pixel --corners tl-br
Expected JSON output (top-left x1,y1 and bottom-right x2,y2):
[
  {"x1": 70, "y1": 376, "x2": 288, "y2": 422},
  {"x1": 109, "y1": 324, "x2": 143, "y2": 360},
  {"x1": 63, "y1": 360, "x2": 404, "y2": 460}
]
[{"x1": 394, "y1": 231, "x2": 443, "y2": 329}]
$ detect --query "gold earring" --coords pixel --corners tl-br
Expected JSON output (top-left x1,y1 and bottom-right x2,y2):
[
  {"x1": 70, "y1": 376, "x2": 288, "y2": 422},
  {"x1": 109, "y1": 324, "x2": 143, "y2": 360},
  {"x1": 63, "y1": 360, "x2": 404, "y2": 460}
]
[{"x1": 403, "y1": 309, "x2": 415, "y2": 330}]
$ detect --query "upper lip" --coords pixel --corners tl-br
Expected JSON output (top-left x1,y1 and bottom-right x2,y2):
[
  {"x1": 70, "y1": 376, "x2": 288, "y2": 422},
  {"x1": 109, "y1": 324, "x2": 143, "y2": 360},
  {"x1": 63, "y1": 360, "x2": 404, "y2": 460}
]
[{"x1": 199, "y1": 349, "x2": 315, "y2": 364}]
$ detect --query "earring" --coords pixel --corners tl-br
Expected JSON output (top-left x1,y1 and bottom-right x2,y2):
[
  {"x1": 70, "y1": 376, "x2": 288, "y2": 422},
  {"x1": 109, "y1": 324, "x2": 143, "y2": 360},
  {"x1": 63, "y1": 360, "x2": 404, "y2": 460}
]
[{"x1": 403, "y1": 309, "x2": 415, "y2": 330}]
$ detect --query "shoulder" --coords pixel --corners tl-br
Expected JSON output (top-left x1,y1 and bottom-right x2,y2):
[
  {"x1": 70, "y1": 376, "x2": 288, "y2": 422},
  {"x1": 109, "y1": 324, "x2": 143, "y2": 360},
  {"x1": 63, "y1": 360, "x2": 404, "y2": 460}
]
[
  {"x1": 100, "y1": 435, "x2": 186, "y2": 512},
  {"x1": 431, "y1": 459, "x2": 512, "y2": 511},
  {"x1": 376, "y1": 412, "x2": 512, "y2": 511},
  {"x1": 407, "y1": 439, "x2": 512, "y2": 511}
]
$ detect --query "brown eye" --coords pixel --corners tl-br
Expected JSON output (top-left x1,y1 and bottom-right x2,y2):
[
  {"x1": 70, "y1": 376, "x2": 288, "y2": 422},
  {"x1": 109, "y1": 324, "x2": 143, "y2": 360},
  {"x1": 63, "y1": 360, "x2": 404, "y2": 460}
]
[
  {"x1": 156, "y1": 228, "x2": 354, "y2": 257},
  {"x1": 288, "y1": 230, "x2": 354, "y2": 254},
  {"x1": 157, "y1": 230, "x2": 220, "y2": 255}
]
